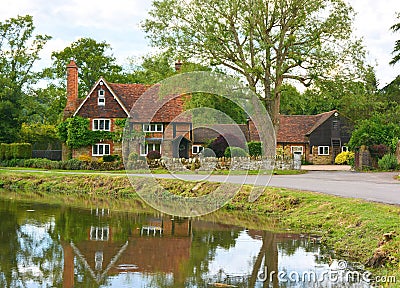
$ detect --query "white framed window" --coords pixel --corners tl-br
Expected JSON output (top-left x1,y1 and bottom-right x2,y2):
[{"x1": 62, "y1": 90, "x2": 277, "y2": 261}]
[
  {"x1": 98, "y1": 89, "x2": 105, "y2": 106},
  {"x1": 192, "y1": 145, "x2": 204, "y2": 154},
  {"x1": 90, "y1": 226, "x2": 109, "y2": 241},
  {"x1": 342, "y1": 146, "x2": 349, "y2": 152},
  {"x1": 143, "y1": 123, "x2": 163, "y2": 132},
  {"x1": 291, "y1": 146, "x2": 303, "y2": 155},
  {"x1": 93, "y1": 119, "x2": 110, "y2": 131},
  {"x1": 92, "y1": 143, "x2": 110, "y2": 156},
  {"x1": 140, "y1": 143, "x2": 161, "y2": 156},
  {"x1": 318, "y1": 146, "x2": 330, "y2": 156}
]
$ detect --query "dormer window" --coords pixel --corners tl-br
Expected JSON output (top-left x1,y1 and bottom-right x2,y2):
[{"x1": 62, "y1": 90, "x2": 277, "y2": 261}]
[{"x1": 98, "y1": 89, "x2": 105, "y2": 106}]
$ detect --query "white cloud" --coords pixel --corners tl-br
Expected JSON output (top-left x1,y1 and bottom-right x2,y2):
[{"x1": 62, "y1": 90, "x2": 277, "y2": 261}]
[
  {"x1": 351, "y1": 0, "x2": 400, "y2": 87},
  {"x1": 1, "y1": 0, "x2": 399, "y2": 87}
]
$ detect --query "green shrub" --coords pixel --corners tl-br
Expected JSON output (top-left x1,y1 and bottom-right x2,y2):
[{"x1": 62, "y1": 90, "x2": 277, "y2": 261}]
[
  {"x1": 128, "y1": 152, "x2": 139, "y2": 161},
  {"x1": 2, "y1": 144, "x2": 12, "y2": 160},
  {"x1": 335, "y1": 151, "x2": 355, "y2": 165},
  {"x1": 0, "y1": 143, "x2": 32, "y2": 160},
  {"x1": 60, "y1": 159, "x2": 82, "y2": 170},
  {"x1": 10, "y1": 143, "x2": 32, "y2": 159},
  {"x1": 102, "y1": 154, "x2": 120, "y2": 162},
  {"x1": 0, "y1": 144, "x2": 5, "y2": 160},
  {"x1": 378, "y1": 154, "x2": 399, "y2": 170},
  {"x1": 147, "y1": 150, "x2": 161, "y2": 160},
  {"x1": 224, "y1": 147, "x2": 248, "y2": 158},
  {"x1": 247, "y1": 141, "x2": 262, "y2": 157}
]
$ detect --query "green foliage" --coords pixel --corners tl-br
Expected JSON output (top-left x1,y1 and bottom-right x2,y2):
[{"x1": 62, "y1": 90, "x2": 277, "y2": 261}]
[
  {"x1": 57, "y1": 116, "x2": 122, "y2": 148},
  {"x1": 126, "y1": 52, "x2": 176, "y2": 84},
  {"x1": 48, "y1": 37, "x2": 123, "y2": 98},
  {"x1": 378, "y1": 154, "x2": 399, "y2": 170},
  {"x1": 20, "y1": 123, "x2": 59, "y2": 145},
  {"x1": 390, "y1": 13, "x2": 400, "y2": 65},
  {"x1": 334, "y1": 151, "x2": 355, "y2": 165},
  {"x1": 147, "y1": 150, "x2": 161, "y2": 160},
  {"x1": 247, "y1": 141, "x2": 262, "y2": 157},
  {"x1": 224, "y1": 147, "x2": 248, "y2": 158},
  {"x1": 114, "y1": 118, "x2": 127, "y2": 128},
  {"x1": 348, "y1": 116, "x2": 400, "y2": 150},
  {"x1": 143, "y1": 0, "x2": 366, "y2": 123},
  {"x1": 102, "y1": 154, "x2": 120, "y2": 162},
  {"x1": 128, "y1": 152, "x2": 139, "y2": 161},
  {"x1": 0, "y1": 143, "x2": 32, "y2": 160},
  {"x1": 186, "y1": 92, "x2": 247, "y2": 124},
  {"x1": 0, "y1": 15, "x2": 51, "y2": 142}
]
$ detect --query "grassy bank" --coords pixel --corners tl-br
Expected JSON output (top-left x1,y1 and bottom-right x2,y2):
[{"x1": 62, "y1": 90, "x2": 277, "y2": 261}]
[{"x1": 0, "y1": 170, "x2": 399, "y2": 283}]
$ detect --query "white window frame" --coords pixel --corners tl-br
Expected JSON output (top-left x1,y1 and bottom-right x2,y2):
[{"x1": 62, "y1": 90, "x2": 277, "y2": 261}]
[
  {"x1": 143, "y1": 123, "x2": 163, "y2": 132},
  {"x1": 92, "y1": 143, "x2": 110, "y2": 156},
  {"x1": 98, "y1": 89, "x2": 105, "y2": 106},
  {"x1": 291, "y1": 146, "x2": 303, "y2": 155},
  {"x1": 140, "y1": 143, "x2": 162, "y2": 156},
  {"x1": 342, "y1": 146, "x2": 349, "y2": 152},
  {"x1": 90, "y1": 226, "x2": 109, "y2": 241},
  {"x1": 93, "y1": 119, "x2": 111, "y2": 131},
  {"x1": 192, "y1": 145, "x2": 204, "y2": 154},
  {"x1": 318, "y1": 146, "x2": 330, "y2": 156}
]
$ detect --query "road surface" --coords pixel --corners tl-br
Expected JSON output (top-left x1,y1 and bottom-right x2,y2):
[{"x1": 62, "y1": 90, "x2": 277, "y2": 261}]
[{"x1": 126, "y1": 171, "x2": 400, "y2": 205}]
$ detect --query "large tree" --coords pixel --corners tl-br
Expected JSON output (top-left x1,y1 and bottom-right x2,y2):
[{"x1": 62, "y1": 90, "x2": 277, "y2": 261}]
[
  {"x1": 0, "y1": 15, "x2": 51, "y2": 142},
  {"x1": 390, "y1": 12, "x2": 400, "y2": 65},
  {"x1": 49, "y1": 37, "x2": 123, "y2": 98},
  {"x1": 143, "y1": 0, "x2": 366, "y2": 126}
]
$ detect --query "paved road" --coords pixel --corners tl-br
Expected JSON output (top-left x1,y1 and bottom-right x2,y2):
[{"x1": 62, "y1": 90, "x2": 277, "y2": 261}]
[{"x1": 127, "y1": 171, "x2": 400, "y2": 205}]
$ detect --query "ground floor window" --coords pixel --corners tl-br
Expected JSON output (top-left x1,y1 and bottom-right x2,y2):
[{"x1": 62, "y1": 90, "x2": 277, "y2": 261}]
[
  {"x1": 140, "y1": 142, "x2": 161, "y2": 156},
  {"x1": 92, "y1": 143, "x2": 110, "y2": 156},
  {"x1": 90, "y1": 226, "x2": 109, "y2": 241},
  {"x1": 192, "y1": 145, "x2": 204, "y2": 154},
  {"x1": 318, "y1": 146, "x2": 330, "y2": 155},
  {"x1": 342, "y1": 146, "x2": 349, "y2": 152},
  {"x1": 291, "y1": 146, "x2": 303, "y2": 155}
]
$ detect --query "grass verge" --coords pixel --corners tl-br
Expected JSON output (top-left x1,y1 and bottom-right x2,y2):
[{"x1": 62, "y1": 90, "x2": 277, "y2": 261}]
[{"x1": 0, "y1": 170, "x2": 399, "y2": 284}]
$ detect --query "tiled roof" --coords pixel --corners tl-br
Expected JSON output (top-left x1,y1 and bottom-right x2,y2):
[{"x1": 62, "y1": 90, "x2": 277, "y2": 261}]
[
  {"x1": 277, "y1": 110, "x2": 337, "y2": 143},
  {"x1": 193, "y1": 124, "x2": 250, "y2": 143},
  {"x1": 108, "y1": 82, "x2": 189, "y2": 122}
]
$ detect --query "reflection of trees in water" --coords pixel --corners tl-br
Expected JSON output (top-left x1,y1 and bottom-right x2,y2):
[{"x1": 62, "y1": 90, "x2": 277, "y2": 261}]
[
  {"x1": 0, "y1": 209, "x2": 20, "y2": 288},
  {"x1": 278, "y1": 237, "x2": 319, "y2": 256},
  {"x1": 184, "y1": 228, "x2": 242, "y2": 287},
  {"x1": 0, "y1": 200, "x2": 64, "y2": 288},
  {"x1": 0, "y1": 199, "x2": 324, "y2": 288}
]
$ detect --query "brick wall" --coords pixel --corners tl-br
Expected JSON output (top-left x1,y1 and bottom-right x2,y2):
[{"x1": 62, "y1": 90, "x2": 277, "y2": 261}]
[{"x1": 311, "y1": 146, "x2": 332, "y2": 164}]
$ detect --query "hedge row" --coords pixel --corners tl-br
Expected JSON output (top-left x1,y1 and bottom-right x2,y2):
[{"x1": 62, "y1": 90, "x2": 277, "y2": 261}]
[
  {"x1": 0, "y1": 143, "x2": 32, "y2": 160},
  {"x1": 0, "y1": 158, "x2": 123, "y2": 171}
]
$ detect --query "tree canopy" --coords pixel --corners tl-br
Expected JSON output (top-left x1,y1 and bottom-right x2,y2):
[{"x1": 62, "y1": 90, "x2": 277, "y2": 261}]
[
  {"x1": 143, "y1": 0, "x2": 367, "y2": 125},
  {"x1": 48, "y1": 37, "x2": 123, "y2": 98},
  {"x1": 390, "y1": 12, "x2": 400, "y2": 65},
  {"x1": 0, "y1": 15, "x2": 51, "y2": 142}
]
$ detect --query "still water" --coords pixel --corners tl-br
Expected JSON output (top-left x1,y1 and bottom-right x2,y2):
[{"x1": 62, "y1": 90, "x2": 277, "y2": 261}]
[{"x1": 0, "y1": 198, "x2": 370, "y2": 287}]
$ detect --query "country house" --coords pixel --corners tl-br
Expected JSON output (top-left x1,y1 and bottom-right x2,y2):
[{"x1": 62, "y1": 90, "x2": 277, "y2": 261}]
[{"x1": 62, "y1": 60, "x2": 352, "y2": 165}]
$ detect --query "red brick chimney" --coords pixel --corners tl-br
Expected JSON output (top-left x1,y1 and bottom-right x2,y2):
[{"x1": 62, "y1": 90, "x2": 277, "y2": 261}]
[
  {"x1": 175, "y1": 60, "x2": 182, "y2": 72},
  {"x1": 64, "y1": 59, "x2": 79, "y2": 118}
]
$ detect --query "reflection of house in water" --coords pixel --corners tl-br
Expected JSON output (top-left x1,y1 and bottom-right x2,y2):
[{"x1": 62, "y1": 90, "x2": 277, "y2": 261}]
[{"x1": 62, "y1": 215, "x2": 192, "y2": 288}]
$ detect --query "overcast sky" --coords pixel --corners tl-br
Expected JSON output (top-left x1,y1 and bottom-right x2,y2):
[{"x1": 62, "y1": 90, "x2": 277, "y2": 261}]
[{"x1": 1, "y1": 0, "x2": 399, "y2": 88}]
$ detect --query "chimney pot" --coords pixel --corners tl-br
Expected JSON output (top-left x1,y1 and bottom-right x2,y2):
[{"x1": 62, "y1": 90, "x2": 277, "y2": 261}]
[{"x1": 175, "y1": 60, "x2": 182, "y2": 71}]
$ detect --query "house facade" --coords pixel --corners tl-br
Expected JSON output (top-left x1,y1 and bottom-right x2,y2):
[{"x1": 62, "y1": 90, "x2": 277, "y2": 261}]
[
  {"x1": 275, "y1": 110, "x2": 352, "y2": 164},
  {"x1": 62, "y1": 59, "x2": 192, "y2": 160},
  {"x1": 62, "y1": 60, "x2": 352, "y2": 164}
]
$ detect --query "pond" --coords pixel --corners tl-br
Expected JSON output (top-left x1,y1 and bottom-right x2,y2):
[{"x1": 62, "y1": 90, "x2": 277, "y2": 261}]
[{"x1": 0, "y1": 197, "x2": 370, "y2": 287}]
